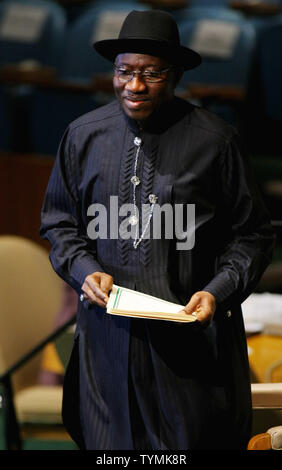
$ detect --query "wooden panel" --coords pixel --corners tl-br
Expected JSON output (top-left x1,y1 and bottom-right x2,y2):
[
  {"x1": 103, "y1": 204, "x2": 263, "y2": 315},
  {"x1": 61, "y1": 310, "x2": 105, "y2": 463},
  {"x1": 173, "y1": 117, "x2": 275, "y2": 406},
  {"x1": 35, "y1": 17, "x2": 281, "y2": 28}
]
[{"x1": 0, "y1": 152, "x2": 55, "y2": 249}]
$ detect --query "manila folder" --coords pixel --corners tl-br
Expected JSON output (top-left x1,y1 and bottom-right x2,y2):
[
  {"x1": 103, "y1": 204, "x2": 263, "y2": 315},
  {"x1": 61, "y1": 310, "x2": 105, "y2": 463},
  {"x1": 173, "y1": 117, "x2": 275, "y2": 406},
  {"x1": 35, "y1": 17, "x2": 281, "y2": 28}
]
[{"x1": 106, "y1": 285, "x2": 197, "y2": 323}]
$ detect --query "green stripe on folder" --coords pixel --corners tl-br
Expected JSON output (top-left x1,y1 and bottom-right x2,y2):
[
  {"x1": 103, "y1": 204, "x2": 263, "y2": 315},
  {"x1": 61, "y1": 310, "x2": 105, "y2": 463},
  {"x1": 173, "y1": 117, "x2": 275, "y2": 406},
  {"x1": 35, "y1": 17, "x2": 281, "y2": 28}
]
[{"x1": 113, "y1": 287, "x2": 121, "y2": 309}]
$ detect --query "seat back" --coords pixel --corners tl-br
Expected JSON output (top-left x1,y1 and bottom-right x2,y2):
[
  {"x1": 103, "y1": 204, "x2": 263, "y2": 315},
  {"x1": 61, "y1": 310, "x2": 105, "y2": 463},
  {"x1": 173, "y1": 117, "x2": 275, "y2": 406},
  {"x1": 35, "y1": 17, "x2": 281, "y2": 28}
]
[
  {"x1": 59, "y1": 1, "x2": 145, "y2": 81},
  {"x1": 0, "y1": 236, "x2": 63, "y2": 392},
  {"x1": 178, "y1": 10, "x2": 256, "y2": 87},
  {"x1": 0, "y1": 0, "x2": 67, "y2": 68},
  {"x1": 29, "y1": 89, "x2": 98, "y2": 155},
  {"x1": 258, "y1": 21, "x2": 282, "y2": 121}
]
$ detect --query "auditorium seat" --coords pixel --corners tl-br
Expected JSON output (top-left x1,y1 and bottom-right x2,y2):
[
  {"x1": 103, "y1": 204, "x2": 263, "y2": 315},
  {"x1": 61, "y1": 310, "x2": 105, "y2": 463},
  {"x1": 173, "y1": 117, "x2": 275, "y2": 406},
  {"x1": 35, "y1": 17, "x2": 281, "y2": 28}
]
[
  {"x1": 29, "y1": 88, "x2": 98, "y2": 156},
  {"x1": 248, "y1": 383, "x2": 282, "y2": 450},
  {"x1": 57, "y1": 1, "x2": 145, "y2": 81},
  {"x1": 0, "y1": 0, "x2": 68, "y2": 153},
  {"x1": 0, "y1": 0, "x2": 67, "y2": 68},
  {"x1": 176, "y1": 7, "x2": 256, "y2": 126},
  {"x1": 27, "y1": 1, "x2": 144, "y2": 155},
  {"x1": 0, "y1": 236, "x2": 76, "y2": 450},
  {"x1": 258, "y1": 20, "x2": 282, "y2": 123},
  {"x1": 245, "y1": 18, "x2": 282, "y2": 188}
]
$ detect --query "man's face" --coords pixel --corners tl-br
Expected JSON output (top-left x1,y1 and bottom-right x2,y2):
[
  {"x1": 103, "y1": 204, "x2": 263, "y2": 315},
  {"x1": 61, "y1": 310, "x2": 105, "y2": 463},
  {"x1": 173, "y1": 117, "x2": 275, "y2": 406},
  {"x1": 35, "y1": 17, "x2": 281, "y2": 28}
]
[{"x1": 113, "y1": 53, "x2": 177, "y2": 124}]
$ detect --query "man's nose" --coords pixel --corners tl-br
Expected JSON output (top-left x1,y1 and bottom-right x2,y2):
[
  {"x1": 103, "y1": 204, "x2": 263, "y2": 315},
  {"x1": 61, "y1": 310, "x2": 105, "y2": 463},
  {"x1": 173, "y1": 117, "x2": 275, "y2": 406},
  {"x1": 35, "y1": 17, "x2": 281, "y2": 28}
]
[{"x1": 125, "y1": 74, "x2": 147, "y2": 93}]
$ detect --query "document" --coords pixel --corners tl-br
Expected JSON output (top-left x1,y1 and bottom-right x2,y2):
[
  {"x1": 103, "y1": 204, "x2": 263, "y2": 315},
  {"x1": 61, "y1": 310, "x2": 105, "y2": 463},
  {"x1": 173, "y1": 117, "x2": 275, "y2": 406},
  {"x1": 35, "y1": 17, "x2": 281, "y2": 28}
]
[{"x1": 106, "y1": 285, "x2": 197, "y2": 323}]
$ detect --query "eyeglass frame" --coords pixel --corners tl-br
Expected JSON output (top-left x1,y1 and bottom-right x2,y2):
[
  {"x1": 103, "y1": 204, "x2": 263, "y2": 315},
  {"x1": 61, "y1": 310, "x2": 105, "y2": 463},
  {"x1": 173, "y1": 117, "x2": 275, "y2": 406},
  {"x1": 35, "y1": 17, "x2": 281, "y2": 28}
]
[{"x1": 113, "y1": 64, "x2": 175, "y2": 83}]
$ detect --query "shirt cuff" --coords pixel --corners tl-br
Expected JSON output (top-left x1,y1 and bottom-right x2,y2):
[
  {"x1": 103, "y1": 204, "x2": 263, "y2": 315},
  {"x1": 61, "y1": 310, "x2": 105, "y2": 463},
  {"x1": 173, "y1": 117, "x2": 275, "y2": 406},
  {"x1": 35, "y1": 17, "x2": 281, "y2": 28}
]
[
  {"x1": 71, "y1": 255, "x2": 104, "y2": 289},
  {"x1": 202, "y1": 271, "x2": 238, "y2": 309}
]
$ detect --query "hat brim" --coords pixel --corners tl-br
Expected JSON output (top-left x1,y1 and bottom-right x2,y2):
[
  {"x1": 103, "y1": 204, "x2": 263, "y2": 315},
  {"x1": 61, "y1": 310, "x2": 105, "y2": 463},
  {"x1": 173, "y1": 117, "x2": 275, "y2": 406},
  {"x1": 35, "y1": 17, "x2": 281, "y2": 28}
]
[{"x1": 93, "y1": 38, "x2": 201, "y2": 71}]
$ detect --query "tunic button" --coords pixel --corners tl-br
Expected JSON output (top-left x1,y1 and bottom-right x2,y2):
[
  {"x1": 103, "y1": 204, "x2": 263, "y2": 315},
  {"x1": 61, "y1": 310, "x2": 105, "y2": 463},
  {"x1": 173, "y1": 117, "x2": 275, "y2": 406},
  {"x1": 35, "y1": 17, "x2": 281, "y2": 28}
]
[
  {"x1": 227, "y1": 310, "x2": 232, "y2": 318},
  {"x1": 129, "y1": 215, "x2": 138, "y2": 226},
  {"x1": 131, "y1": 175, "x2": 140, "y2": 186},
  {"x1": 134, "y1": 137, "x2": 142, "y2": 147},
  {"x1": 149, "y1": 194, "x2": 158, "y2": 204}
]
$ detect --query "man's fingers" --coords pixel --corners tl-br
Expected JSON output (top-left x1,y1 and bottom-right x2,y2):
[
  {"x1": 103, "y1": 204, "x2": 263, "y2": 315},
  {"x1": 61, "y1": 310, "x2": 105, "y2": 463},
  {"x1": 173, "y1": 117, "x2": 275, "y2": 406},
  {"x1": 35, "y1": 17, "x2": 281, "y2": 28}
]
[
  {"x1": 81, "y1": 282, "x2": 106, "y2": 307},
  {"x1": 182, "y1": 293, "x2": 201, "y2": 315},
  {"x1": 100, "y1": 274, "x2": 114, "y2": 300},
  {"x1": 178, "y1": 309, "x2": 198, "y2": 319},
  {"x1": 86, "y1": 274, "x2": 108, "y2": 301},
  {"x1": 82, "y1": 272, "x2": 114, "y2": 307},
  {"x1": 178, "y1": 291, "x2": 216, "y2": 326},
  {"x1": 177, "y1": 295, "x2": 199, "y2": 317}
]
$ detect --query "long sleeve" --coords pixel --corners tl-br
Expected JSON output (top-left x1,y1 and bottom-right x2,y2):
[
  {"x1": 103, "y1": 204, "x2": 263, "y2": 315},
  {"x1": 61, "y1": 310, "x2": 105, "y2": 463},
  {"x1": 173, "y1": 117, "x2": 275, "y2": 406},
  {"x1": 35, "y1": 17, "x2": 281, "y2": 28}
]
[
  {"x1": 40, "y1": 128, "x2": 104, "y2": 293},
  {"x1": 203, "y1": 133, "x2": 276, "y2": 310}
]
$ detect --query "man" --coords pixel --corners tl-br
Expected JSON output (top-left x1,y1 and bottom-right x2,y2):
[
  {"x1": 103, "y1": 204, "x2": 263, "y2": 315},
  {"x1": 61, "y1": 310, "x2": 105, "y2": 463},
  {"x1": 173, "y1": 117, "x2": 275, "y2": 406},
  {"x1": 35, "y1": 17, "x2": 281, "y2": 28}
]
[{"x1": 40, "y1": 10, "x2": 275, "y2": 450}]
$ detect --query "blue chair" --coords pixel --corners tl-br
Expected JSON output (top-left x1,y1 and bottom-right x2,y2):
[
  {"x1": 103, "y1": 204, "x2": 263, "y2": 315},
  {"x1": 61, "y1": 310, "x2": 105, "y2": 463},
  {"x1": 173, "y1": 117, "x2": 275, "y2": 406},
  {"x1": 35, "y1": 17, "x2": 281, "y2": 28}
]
[
  {"x1": 27, "y1": 1, "x2": 145, "y2": 155},
  {"x1": 176, "y1": 5, "x2": 245, "y2": 21},
  {"x1": 258, "y1": 20, "x2": 282, "y2": 122},
  {"x1": 179, "y1": 18, "x2": 255, "y2": 87},
  {"x1": 247, "y1": 18, "x2": 282, "y2": 157},
  {"x1": 0, "y1": 0, "x2": 68, "y2": 152},
  {"x1": 176, "y1": 9, "x2": 256, "y2": 125},
  {"x1": 0, "y1": 0, "x2": 67, "y2": 68},
  {"x1": 29, "y1": 89, "x2": 98, "y2": 155},
  {"x1": 58, "y1": 1, "x2": 144, "y2": 81},
  {"x1": 232, "y1": 1, "x2": 282, "y2": 37}
]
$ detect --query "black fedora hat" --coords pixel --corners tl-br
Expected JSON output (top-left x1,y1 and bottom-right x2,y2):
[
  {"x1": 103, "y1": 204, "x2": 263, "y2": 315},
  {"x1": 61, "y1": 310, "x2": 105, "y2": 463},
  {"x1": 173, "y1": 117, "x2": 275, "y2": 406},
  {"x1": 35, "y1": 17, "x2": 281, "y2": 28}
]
[{"x1": 93, "y1": 9, "x2": 201, "y2": 71}]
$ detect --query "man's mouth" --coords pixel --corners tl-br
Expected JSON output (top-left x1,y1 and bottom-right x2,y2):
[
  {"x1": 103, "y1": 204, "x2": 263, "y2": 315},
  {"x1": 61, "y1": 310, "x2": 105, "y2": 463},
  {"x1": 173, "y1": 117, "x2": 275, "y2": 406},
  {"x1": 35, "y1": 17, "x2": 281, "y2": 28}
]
[{"x1": 123, "y1": 96, "x2": 150, "y2": 109}]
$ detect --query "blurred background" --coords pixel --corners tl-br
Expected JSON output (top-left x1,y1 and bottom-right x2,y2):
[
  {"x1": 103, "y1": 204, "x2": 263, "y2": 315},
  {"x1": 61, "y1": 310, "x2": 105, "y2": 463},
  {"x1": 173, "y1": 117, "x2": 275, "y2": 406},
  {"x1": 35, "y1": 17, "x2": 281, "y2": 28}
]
[{"x1": 0, "y1": 0, "x2": 281, "y2": 451}]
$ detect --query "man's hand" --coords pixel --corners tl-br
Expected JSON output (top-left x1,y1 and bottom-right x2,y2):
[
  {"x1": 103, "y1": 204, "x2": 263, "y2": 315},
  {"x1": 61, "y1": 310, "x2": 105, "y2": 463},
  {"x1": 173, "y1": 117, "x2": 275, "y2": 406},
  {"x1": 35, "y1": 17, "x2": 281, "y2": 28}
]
[
  {"x1": 179, "y1": 291, "x2": 216, "y2": 327},
  {"x1": 81, "y1": 272, "x2": 114, "y2": 308}
]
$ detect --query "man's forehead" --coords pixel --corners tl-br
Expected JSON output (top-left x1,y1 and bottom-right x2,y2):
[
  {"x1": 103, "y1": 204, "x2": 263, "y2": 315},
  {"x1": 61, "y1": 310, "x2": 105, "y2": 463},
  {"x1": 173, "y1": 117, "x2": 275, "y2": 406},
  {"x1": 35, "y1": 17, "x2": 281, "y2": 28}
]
[{"x1": 115, "y1": 53, "x2": 168, "y2": 67}]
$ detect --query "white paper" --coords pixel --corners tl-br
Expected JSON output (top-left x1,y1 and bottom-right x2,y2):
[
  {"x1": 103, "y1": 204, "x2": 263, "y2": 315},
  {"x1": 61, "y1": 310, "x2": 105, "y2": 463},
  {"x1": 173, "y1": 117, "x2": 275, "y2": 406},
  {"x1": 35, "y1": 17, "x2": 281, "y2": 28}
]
[
  {"x1": 0, "y1": 4, "x2": 47, "y2": 43},
  {"x1": 189, "y1": 20, "x2": 240, "y2": 59},
  {"x1": 107, "y1": 284, "x2": 185, "y2": 314},
  {"x1": 92, "y1": 11, "x2": 130, "y2": 43}
]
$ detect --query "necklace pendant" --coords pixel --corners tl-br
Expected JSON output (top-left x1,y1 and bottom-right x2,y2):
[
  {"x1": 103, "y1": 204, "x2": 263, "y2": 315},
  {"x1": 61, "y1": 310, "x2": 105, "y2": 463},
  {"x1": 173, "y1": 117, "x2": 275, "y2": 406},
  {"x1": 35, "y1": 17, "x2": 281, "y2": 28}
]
[
  {"x1": 149, "y1": 194, "x2": 158, "y2": 204},
  {"x1": 134, "y1": 136, "x2": 142, "y2": 147},
  {"x1": 129, "y1": 215, "x2": 138, "y2": 226},
  {"x1": 131, "y1": 175, "x2": 140, "y2": 186}
]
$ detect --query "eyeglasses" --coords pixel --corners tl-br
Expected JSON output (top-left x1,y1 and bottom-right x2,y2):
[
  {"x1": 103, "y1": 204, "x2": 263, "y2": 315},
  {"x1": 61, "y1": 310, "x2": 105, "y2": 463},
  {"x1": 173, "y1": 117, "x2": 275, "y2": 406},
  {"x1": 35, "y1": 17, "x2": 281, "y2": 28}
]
[{"x1": 113, "y1": 65, "x2": 173, "y2": 83}]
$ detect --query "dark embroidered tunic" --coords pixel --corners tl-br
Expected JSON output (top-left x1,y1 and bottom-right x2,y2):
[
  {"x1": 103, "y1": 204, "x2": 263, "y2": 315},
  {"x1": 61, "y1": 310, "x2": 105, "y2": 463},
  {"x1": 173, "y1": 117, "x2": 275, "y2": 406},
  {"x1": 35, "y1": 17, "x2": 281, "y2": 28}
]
[{"x1": 40, "y1": 97, "x2": 275, "y2": 450}]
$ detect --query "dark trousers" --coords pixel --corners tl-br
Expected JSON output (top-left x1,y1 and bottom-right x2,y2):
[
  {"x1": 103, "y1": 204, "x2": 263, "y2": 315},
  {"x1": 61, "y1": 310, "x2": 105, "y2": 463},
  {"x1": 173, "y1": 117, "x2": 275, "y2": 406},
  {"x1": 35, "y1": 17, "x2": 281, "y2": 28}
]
[{"x1": 128, "y1": 319, "x2": 162, "y2": 450}]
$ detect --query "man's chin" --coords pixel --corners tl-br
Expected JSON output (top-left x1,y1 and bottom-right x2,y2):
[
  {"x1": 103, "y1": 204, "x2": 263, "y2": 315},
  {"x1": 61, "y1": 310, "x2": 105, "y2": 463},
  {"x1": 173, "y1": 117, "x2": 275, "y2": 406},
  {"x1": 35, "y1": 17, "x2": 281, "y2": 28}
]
[{"x1": 124, "y1": 107, "x2": 152, "y2": 123}]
